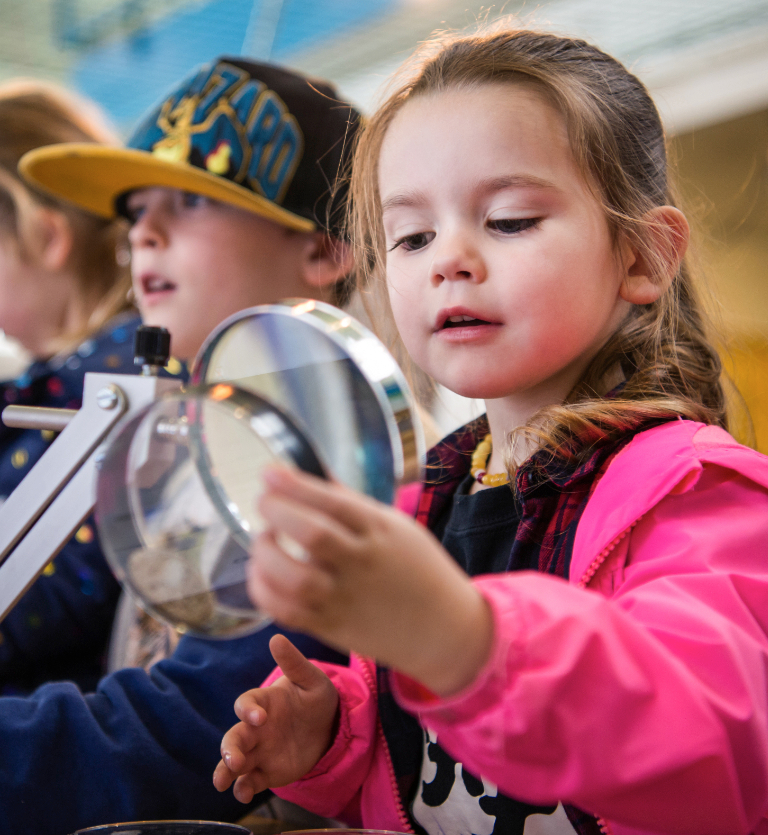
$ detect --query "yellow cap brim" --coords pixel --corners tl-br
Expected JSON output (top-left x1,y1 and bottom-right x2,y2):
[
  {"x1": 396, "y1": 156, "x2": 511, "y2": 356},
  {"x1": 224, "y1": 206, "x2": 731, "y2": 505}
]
[{"x1": 19, "y1": 143, "x2": 315, "y2": 233}]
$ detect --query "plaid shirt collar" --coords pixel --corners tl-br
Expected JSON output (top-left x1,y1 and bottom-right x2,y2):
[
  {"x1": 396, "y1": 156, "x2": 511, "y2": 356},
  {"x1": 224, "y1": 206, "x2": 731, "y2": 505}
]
[
  {"x1": 416, "y1": 415, "x2": 617, "y2": 528},
  {"x1": 414, "y1": 414, "x2": 632, "y2": 579},
  {"x1": 415, "y1": 415, "x2": 491, "y2": 530}
]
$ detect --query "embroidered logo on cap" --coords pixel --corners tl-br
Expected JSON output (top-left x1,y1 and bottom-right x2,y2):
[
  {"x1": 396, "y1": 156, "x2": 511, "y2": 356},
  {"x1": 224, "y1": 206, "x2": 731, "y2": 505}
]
[{"x1": 130, "y1": 61, "x2": 304, "y2": 204}]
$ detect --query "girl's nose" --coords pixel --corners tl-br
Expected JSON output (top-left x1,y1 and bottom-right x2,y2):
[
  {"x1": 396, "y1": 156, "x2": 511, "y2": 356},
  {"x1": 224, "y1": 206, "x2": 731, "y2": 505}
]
[{"x1": 429, "y1": 234, "x2": 486, "y2": 285}]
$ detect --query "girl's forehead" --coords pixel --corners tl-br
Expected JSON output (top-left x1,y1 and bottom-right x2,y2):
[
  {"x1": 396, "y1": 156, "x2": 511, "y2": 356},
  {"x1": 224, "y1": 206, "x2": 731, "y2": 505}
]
[
  {"x1": 378, "y1": 83, "x2": 577, "y2": 195},
  {"x1": 386, "y1": 81, "x2": 561, "y2": 135}
]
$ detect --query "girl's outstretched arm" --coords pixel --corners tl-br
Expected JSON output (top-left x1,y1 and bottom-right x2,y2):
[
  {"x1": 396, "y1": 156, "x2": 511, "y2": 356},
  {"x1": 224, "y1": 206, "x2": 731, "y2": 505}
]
[
  {"x1": 212, "y1": 634, "x2": 339, "y2": 803},
  {"x1": 247, "y1": 465, "x2": 493, "y2": 697}
]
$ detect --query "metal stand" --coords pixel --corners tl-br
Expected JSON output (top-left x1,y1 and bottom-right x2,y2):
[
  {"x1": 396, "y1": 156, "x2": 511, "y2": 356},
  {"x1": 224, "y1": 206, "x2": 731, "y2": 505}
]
[{"x1": 0, "y1": 370, "x2": 181, "y2": 624}]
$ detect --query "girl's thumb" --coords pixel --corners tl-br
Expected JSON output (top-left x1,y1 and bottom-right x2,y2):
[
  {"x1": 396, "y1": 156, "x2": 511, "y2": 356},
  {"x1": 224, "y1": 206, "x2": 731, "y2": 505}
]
[{"x1": 269, "y1": 634, "x2": 321, "y2": 689}]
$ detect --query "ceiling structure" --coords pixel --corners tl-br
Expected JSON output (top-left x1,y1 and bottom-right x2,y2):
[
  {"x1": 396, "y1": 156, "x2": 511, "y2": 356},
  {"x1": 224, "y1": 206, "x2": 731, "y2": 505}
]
[
  {"x1": 295, "y1": 0, "x2": 768, "y2": 136},
  {"x1": 1, "y1": 0, "x2": 767, "y2": 134}
]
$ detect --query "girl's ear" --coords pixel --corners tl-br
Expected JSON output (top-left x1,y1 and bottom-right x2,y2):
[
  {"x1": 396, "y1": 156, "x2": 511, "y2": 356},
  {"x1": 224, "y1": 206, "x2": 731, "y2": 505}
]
[
  {"x1": 301, "y1": 232, "x2": 354, "y2": 290},
  {"x1": 619, "y1": 206, "x2": 689, "y2": 305},
  {"x1": 34, "y1": 207, "x2": 74, "y2": 272}
]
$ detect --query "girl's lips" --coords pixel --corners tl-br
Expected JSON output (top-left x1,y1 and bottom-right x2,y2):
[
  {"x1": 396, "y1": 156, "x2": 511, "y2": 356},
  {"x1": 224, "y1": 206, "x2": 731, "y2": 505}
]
[
  {"x1": 435, "y1": 321, "x2": 501, "y2": 342},
  {"x1": 434, "y1": 307, "x2": 498, "y2": 331}
]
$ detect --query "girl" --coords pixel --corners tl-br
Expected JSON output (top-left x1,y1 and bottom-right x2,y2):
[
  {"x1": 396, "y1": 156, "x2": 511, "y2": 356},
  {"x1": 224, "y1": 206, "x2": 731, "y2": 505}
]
[
  {"x1": 0, "y1": 80, "x2": 173, "y2": 693},
  {"x1": 213, "y1": 27, "x2": 768, "y2": 835}
]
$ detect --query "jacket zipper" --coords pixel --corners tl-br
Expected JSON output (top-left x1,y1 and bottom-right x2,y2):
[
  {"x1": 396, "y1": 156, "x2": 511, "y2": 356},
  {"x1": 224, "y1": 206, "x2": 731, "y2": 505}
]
[
  {"x1": 356, "y1": 518, "x2": 644, "y2": 835},
  {"x1": 576, "y1": 516, "x2": 644, "y2": 835},
  {"x1": 358, "y1": 656, "x2": 415, "y2": 833},
  {"x1": 576, "y1": 518, "x2": 640, "y2": 590}
]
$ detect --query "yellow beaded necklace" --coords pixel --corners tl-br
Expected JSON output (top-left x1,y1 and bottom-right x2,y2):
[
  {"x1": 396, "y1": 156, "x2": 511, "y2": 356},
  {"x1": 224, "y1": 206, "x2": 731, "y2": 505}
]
[{"x1": 470, "y1": 433, "x2": 510, "y2": 487}]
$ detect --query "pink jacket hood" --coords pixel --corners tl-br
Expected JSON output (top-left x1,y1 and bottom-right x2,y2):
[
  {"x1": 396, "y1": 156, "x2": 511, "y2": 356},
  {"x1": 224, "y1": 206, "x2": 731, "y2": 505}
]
[{"x1": 572, "y1": 421, "x2": 768, "y2": 583}]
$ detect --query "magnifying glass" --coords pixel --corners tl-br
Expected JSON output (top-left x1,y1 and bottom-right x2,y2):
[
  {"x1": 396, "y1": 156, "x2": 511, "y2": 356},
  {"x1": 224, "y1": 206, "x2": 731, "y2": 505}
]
[{"x1": 95, "y1": 300, "x2": 425, "y2": 639}]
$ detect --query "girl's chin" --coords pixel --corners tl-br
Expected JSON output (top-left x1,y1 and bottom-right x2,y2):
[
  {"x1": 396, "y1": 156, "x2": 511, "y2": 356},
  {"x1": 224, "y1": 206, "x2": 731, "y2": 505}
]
[
  {"x1": 434, "y1": 377, "x2": 507, "y2": 401},
  {"x1": 447, "y1": 387, "x2": 489, "y2": 401}
]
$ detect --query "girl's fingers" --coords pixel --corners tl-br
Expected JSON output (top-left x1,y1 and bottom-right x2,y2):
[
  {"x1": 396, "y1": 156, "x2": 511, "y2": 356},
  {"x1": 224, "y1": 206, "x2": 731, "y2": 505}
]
[
  {"x1": 212, "y1": 759, "x2": 235, "y2": 792},
  {"x1": 215, "y1": 760, "x2": 271, "y2": 803},
  {"x1": 233, "y1": 692, "x2": 267, "y2": 726},
  {"x1": 248, "y1": 530, "x2": 336, "y2": 625},
  {"x1": 233, "y1": 772, "x2": 267, "y2": 804},
  {"x1": 220, "y1": 723, "x2": 259, "y2": 771},
  {"x1": 258, "y1": 490, "x2": 358, "y2": 563},
  {"x1": 263, "y1": 465, "x2": 382, "y2": 535}
]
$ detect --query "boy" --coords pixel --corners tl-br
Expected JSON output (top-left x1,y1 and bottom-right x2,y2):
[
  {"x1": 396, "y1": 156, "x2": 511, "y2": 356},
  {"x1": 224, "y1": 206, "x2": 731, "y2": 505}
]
[
  {"x1": 0, "y1": 57, "x2": 360, "y2": 834},
  {"x1": 23, "y1": 57, "x2": 357, "y2": 360}
]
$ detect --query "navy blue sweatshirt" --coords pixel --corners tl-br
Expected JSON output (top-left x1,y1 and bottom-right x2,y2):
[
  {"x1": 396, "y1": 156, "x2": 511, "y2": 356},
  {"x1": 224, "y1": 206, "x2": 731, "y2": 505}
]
[{"x1": 0, "y1": 623, "x2": 345, "y2": 834}]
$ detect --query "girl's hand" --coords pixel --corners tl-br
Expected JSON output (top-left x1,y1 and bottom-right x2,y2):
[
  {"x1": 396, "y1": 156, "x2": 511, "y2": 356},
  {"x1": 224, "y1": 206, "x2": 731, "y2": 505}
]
[
  {"x1": 212, "y1": 634, "x2": 339, "y2": 803},
  {"x1": 247, "y1": 467, "x2": 493, "y2": 696}
]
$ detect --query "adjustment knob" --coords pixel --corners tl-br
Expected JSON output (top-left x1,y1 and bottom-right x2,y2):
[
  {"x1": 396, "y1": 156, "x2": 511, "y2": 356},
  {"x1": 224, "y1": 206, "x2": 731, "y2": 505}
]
[{"x1": 134, "y1": 325, "x2": 171, "y2": 369}]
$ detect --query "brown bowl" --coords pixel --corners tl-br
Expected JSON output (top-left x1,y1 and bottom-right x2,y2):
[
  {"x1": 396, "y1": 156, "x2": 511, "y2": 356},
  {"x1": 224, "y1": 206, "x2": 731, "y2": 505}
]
[{"x1": 73, "y1": 822, "x2": 251, "y2": 835}]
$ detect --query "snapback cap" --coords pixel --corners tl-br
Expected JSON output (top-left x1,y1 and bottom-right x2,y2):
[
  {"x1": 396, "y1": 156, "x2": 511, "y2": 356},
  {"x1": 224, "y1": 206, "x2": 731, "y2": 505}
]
[{"x1": 19, "y1": 57, "x2": 361, "y2": 234}]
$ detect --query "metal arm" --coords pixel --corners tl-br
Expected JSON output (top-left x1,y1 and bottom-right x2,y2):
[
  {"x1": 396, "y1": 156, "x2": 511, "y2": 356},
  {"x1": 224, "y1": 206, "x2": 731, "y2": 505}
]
[{"x1": 0, "y1": 371, "x2": 181, "y2": 624}]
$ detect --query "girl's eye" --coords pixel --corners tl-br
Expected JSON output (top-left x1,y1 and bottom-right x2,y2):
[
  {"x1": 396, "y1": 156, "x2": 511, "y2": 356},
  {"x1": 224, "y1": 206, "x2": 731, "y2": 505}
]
[
  {"x1": 488, "y1": 217, "x2": 540, "y2": 234},
  {"x1": 389, "y1": 231, "x2": 434, "y2": 252}
]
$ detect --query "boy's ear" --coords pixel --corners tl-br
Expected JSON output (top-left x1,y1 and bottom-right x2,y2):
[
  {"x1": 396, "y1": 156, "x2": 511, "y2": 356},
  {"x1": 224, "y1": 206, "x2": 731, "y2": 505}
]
[
  {"x1": 35, "y1": 207, "x2": 74, "y2": 272},
  {"x1": 301, "y1": 232, "x2": 353, "y2": 290},
  {"x1": 619, "y1": 206, "x2": 689, "y2": 305}
]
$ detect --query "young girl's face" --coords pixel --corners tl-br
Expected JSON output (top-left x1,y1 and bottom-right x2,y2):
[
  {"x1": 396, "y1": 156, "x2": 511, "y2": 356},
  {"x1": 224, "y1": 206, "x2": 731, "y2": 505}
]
[
  {"x1": 379, "y1": 83, "x2": 632, "y2": 414},
  {"x1": 0, "y1": 185, "x2": 78, "y2": 358}
]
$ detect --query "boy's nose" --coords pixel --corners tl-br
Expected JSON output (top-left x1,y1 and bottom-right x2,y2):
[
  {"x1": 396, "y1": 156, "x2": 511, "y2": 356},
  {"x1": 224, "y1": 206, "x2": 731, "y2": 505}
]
[
  {"x1": 127, "y1": 207, "x2": 168, "y2": 250},
  {"x1": 429, "y1": 235, "x2": 486, "y2": 285}
]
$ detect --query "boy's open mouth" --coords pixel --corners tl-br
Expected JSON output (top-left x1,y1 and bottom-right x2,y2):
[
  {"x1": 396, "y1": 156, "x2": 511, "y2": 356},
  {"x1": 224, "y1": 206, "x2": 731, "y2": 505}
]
[{"x1": 142, "y1": 274, "x2": 177, "y2": 294}]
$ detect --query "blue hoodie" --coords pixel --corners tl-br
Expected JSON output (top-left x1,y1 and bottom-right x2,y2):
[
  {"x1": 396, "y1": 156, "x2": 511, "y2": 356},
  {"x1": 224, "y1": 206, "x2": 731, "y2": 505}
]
[{"x1": 0, "y1": 623, "x2": 345, "y2": 834}]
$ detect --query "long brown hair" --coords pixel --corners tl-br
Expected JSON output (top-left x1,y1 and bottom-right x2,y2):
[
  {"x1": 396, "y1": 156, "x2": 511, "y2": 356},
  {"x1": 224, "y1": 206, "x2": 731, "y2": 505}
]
[
  {"x1": 349, "y1": 24, "x2": 726, "y2": 468},
  {"x1": 0, "y1": 79, "x2": 133, "y2": 356}
]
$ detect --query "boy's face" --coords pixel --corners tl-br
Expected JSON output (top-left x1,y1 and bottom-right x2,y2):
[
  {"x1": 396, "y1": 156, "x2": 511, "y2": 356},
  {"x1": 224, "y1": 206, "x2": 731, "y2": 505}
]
[{"x1": 126, "y1": 187, "x2": 316, "y2": 361}]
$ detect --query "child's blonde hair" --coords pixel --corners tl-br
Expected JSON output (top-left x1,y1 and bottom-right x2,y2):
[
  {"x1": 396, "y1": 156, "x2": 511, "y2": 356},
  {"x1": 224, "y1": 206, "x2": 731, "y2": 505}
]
[
  {"x1": 0, "y1": 79, "x2": 133, "y2": 355},
  {"x1": 349, "y1": 25, "x2": 726, "y2": 466}
]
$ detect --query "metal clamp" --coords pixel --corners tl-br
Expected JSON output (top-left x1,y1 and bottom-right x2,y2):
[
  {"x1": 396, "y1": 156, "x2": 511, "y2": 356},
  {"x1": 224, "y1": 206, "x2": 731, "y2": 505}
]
[{"x1": 0, "y1": 371, "x2": 182, "y2": 624}]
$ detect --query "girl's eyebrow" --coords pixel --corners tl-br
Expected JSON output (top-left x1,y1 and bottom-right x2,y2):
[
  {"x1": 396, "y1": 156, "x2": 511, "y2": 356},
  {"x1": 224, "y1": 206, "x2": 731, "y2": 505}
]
[
  {"x1": 381, "y1": 189, "x2": 429, "y2": 213},
  {"x1": 478, "y1": 174, "x2": 558, "y2": 194},
  {"x1": 381, "y1": 174, "x2": 557, "y2": 213}
]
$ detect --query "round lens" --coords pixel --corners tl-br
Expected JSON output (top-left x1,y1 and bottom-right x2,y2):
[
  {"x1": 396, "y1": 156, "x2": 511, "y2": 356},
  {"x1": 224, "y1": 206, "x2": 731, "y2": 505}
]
[{"x1": 96, "y1": 385, "x2": 324, "y2": 638}]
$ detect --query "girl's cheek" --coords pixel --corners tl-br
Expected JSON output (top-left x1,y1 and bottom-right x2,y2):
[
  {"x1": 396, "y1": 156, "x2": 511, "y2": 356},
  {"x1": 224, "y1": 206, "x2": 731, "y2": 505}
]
[
  {"x1": 387, "y1": 262, "x2": 419, "y2": 301},
  {"x1": 386, "y1": 282, "x2": 412, "y2": 329}
]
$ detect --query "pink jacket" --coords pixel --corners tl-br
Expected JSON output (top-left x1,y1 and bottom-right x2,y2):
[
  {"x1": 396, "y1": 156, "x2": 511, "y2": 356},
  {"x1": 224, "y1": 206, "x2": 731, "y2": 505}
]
[{"x1": 271, "y1": 421, "x2": 768, "y2": 835}]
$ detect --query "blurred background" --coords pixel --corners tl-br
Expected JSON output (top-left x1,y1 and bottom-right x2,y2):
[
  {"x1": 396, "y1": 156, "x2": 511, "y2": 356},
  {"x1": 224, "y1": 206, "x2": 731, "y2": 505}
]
[{"x1": 1, "y1": 0, "x2": 767, "y2": 448}]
